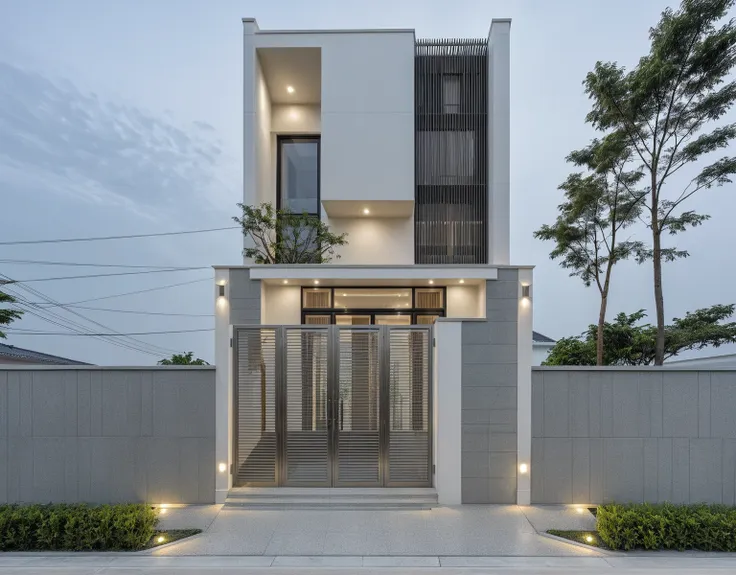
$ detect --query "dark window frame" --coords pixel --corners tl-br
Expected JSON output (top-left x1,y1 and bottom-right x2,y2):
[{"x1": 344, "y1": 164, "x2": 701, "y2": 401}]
[
  {"x1": 276, "y1": 135, "x2": 321, "y2": 217},
  {"x1": 300, "y1": 286, "x2": 447, "y2": 325}
]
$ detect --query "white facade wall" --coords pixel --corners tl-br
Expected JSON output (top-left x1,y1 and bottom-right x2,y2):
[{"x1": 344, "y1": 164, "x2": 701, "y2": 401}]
[
  {"x1": 446, "y1": 285, "x2": 481, "y2": 318},
  {"x1": 328, "y1": 217, "x2": 414, "y2": 265},
  {"x1": 261, "y1": 283, "x2": 301, "y2": 324},
  {"x1": 271, "y1": 104, "x2": 321, "y2": 133}
]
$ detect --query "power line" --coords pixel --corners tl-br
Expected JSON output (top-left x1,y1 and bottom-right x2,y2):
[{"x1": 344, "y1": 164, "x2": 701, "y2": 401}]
[
  {"x1": 28, "y1": 277, "x2": 212, "y2": 306},
  {"x1": 0, "y1": 259, "x2": 208, "y2": 270},
  {"x1": 0, "y1": 226, "x2": 239, "y2": 246},
  {"x1": 4, "y1": 328, "x2": 214, "y2": 336},
  {"x1": 9, "y1": 267, "x2": 209, "y2": 284},
  {"x1": 61, "y1": 304, "x2": 213, "y2": 317}
]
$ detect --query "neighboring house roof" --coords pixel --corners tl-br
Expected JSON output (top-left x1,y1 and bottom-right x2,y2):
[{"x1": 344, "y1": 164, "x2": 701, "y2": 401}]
[
  {"x1": 666, "y1": 353, "x2": 736, "y2": 368},
  {"x1": 532, "y1": 331, "x2": 556, "y2": 344},
  {"x1": 0, "y1": 343, "x2": 89, "y2": 365}
]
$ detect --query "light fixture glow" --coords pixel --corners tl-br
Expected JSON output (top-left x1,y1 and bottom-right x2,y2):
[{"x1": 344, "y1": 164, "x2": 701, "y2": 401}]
[
  {"x1": 286, "y1": 85, "x2": 295, "y2": 94},
  {"x1": 521, "y1": 284, "x2": 531, "y2": 298},
  {"x1": 459, "y1": 279, "x2": 465, "y2": 284},
  {"x1": 362, "y1": 208, "x2": 370, "y2": 215},
  {"x1": 576, "y1": 507, "x2": 585, "y2": 514},
  {"x1": 585, "y1": 535, "x2": 593, "y2": 543},
  {"x1": 218, "y1": 462, "x2": 227, "y2": 473},
  {"x1": 157, "y1": 536, "x2": 165, "y2": 543},
  {"x1": 218, "y1": 284, "x2": 225, "y2": 297},
  {"x1": 159, "y1": 508, "x2": 167, "y2": 515},
  {"x1": 519, "y1": 463, "x2": 529, "y2": 474},
  {"x1": 283, "y1": 279, "x2": 289, "y2": 284},
  {"x1": 159, "y1": 504, "x2": 169, "y2": 509},
  {"x1": 313, "y1": 280, "x2": 320, "y2": 285},
  {"x1": 342, "y1": 293, "x2": 347, "y2": 296},
  {"x1": 428, "y1": 280, "x2": 434, "y2": 285}
]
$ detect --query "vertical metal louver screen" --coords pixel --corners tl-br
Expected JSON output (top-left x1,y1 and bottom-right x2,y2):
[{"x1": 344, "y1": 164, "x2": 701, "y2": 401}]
[
  {"x1": 283, "y1": 328, "x2": 330, "y2": 485},
  {"x1": 235, "y1": 328, "x2": 277, "y2": 486},
  {"x1": 388, "y1": 328, "x2": 431, "y2": 484},
  {"x1": 335, "y1": 328, "x2": 381, "y2": 485},
  {"x1": 415, "y1": 38, "x2": 488, "y2": 264}
]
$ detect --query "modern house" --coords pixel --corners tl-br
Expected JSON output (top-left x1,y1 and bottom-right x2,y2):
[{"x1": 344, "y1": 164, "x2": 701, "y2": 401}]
[
  {"x1": 0, "y1": 343, "x2": 88, "y2": 366},
  {"x1": 213, "y1": 17, "x2": 534, "y2": 505}
]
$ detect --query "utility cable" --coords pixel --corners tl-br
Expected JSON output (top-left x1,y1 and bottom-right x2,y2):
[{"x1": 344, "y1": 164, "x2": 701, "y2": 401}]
[{"x1": 0, "y1": 226, "x2": 239, "y2": 246}]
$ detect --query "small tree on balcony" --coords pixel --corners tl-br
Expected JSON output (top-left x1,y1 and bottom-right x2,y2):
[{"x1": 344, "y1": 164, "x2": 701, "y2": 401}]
[{"x1": 234, "y1": 203, "x2": 348, "y2": 264}]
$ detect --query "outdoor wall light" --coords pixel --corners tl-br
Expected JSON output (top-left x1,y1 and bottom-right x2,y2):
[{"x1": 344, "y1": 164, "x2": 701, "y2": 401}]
[
  {"x1": 519, "y1": 463, "x2": 529, "y2": 474},
  {"x1": 521, "y1": 284, "x2": 531, "y2": 298},
  {"x1": 218, "y1": 284, "x2": 225, "y2": 297},
  {"x1": 218, "y1": 462, "x2": 227, "y2": 473}
]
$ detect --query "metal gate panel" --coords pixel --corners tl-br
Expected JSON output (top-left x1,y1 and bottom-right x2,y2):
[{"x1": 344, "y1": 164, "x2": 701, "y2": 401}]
[
  {"x1": 387, "y1": 327, "x2": 432, "y2": 485},
  {"x1": 333, "y1": 327, "x2": 382, "y2": 486},
  {"x1": 283, "y1": 327, "x2": 330, "y2": 486},
  {"x1": 233, "y1": 328, "x2": 278, "y2": 486}
]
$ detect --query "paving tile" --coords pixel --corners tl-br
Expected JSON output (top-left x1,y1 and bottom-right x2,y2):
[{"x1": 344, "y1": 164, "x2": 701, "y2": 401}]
[
  {"x1": 323, "y1": 531, "x2": 392, "y2": 555},
  {"x1": 272, "y1": 555, "x2": 363, "y2": 567},
  {"x1": 264, "y1": 531, "x2": 327, "y2": 556},
  {"x1": 363, "y1": 556, "x2": 440, "y2": 567}
]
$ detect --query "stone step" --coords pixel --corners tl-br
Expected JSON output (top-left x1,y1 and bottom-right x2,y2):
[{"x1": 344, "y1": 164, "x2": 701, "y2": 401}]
[{"x1": 224, "y1": 487, "x2": 438, "y2": 509}]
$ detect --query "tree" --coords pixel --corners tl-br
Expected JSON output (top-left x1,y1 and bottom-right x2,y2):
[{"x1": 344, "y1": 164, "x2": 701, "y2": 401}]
[
  {"x1": 0, "y1": 289, "x2": 23, "y2": 339},
  {"x1": 158, "y1": 352, "x2": 209, "y2": 365},
  {"x1": 583, "y1": 0, "x2": 736, "y2": 364},
  {"x1": 534, "y1": 135, "x2": 645, "y2": 365},
  {"x1": 234, "y1": 203, "x2": 348, "y2": 264},
  {"x1": 543, "y1": 304, "x2": 736, "y2": 366}
]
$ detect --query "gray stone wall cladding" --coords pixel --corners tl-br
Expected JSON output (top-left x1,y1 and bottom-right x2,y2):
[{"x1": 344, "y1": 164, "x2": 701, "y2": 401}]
[
  {"x1": 531, "y1": 368, "x2": 736, "y2": 505},
  {"x1": 0, "y1": 367, "x2": 216, "y2": 504},
  {"x1": 461, "y1": 269, "x2": 519, "y2": 503},
  {"x1": 229, "y1": 268, "x2": 261, "y2": 325}
]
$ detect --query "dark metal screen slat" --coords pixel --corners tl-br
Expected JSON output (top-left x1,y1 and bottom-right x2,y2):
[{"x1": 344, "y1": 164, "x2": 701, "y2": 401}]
[{"x1": 415, "y1": 38, "x2": 488, "y2": 264}]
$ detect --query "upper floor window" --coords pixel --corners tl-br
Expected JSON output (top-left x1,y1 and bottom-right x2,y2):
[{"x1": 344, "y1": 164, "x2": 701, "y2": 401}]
[
  {"x1": 278, "y1": 136, "x2": 320, "y2": 215},
  {"x1": 442, "y1": 74, "x2": 461, "y2": 114}
]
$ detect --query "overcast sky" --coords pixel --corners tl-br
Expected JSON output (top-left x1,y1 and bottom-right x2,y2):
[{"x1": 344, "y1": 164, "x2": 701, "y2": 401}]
[{"x1": 1, "y1": 0, "x2": 735, "y2": 365}]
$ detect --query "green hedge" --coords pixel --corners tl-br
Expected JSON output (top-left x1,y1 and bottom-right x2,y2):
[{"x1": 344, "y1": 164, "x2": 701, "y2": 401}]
[
  {"x1": 0, "y1": 504, "x2": 158, "y2": 551},
  {"x1": 598, "y1": 503, "x2": 736, "y2": 551}
]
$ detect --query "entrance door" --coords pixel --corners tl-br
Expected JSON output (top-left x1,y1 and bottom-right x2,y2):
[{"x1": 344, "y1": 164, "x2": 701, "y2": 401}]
[{"x1": 233, "y1": 325, "x2": 432, "y2": 487}]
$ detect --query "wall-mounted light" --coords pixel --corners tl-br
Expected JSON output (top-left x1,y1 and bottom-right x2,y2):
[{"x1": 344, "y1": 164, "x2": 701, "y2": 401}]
[
  {"x1": 218, "y1": 284, "x2": 225, "y2": 297},
  {"x1": 218, "y1": 462, "x2": 227, "y2": 473},
  {"x1": 286, "y1": 85, "x2": 295, "y2": 94},
  {"x1": 521, "y1": 284, "x2": 531, "y2": 299},
  {"x1": 519, "y1": 463, "x2": 529, "y2": 474}
]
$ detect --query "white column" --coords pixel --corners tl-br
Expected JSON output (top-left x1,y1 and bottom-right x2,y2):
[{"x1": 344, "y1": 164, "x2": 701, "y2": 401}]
[
  {"x1": 243, "y1": 18, "x2": 259, "y2": 263},
  {"x1": 434, "y1": 320, "x2": 463, "y2": 505},
  {"x1": 214, "y1": 269, "x2": 232, "y2": 504},
  {"x1": 516, "y1": 268, "x2": 533, "y2": 505},
  {"x1": 488, "y1": 19, "x2": 511, "y2": 265}
]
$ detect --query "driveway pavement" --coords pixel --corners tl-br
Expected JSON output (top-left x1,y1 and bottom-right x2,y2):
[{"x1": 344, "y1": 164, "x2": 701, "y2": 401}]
[{"x1": 153, "y1": 505, "x2": 602, "y2": 556}]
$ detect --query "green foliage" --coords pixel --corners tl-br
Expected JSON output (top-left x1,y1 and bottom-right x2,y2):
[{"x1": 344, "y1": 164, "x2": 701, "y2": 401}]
[
  {"x1": 582, "y1": 0, "x2": 736, "y2": 364},
  {"x1": 158, "y1": 351, "x2": 209, "y2": 365},
  {"x1": 0, "y1": 504, "x2": 158, "y2": 551},
  {"x1": 597, "y1": 503, "x2": 736, "y2": 551},
  {"x1": 233, "y1": 202, "x2": 348, "y2": 264},
  {"x1": 543, "y1": 304, "x2": 736, "y2": 365},
  {"x1": 0, "y1": 290, "x2": 23, "y2": 339}
]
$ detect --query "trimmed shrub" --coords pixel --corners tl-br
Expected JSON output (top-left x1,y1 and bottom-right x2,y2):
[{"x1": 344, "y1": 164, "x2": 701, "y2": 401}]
[
  {"x1": 597, "y1": 502, "x2": 736, "y2": 551},
  {"x1": 0, "y1": 504, "x2": 158, "y2": 551}
]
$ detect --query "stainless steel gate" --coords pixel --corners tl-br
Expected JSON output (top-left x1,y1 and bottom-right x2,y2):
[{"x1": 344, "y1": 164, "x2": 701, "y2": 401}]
[{"x1": 233, "y1": 325, "x2": 432, "y2": 487}]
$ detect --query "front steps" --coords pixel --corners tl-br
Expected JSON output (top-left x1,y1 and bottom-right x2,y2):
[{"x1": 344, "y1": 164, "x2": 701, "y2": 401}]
[{"x1": 225, "y1": 487, "x2": 438, "y2": 510}]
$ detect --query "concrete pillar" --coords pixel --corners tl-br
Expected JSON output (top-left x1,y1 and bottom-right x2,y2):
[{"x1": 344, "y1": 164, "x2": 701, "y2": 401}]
[
  {"x1": 488, "y1": 19, "x2": 511, "y2": 265},
  {"x1": 516, "y1": 268, "x2": 533, "y2": 504},
  {"x1": 214, "y1": 269, "x2": 232, "y2": 503},
  {"x1": 434, "y1": 320, "x2": 463, "y2": 504}
]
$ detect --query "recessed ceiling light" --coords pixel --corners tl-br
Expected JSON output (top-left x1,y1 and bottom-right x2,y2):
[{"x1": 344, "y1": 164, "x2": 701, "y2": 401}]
[
  {"x1": 428, "y1": 280, "x2": 434, "y2": 285},
  {"x1": 286, "y1": 85, "x2": 295, "y2": 94},
  {"x1": 459, "y1": 279, "x2": 465, "y2": 284},
  {"x1": 313, "y1": 280, "x2": 319, "y2": 285},
  {"x1": 342, "y1": 293, "x2": 347, "y2": 296},
  {"x1": 283, "y1": 279, "x2": 289, "y2": 284},
  {"x1": 363, "y1": 208, "x2": 370, "y2": 215}
]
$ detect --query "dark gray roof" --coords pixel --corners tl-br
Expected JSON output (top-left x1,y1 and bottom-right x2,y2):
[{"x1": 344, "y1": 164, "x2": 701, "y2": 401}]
[
  {"x1": 533, "y1": 331, "x2": 556, "y2": 344},
  {"x1": 0, "y1": 343, "x2": 90, "y2": 365}
]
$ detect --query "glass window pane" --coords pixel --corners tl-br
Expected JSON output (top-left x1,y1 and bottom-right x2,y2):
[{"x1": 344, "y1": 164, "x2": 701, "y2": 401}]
[
  {"x1": 375, "y1": 314, "x2": 411, "y2": 326},
  {"x1": 303, "y1": 288, "x2": 331, "y2": 309},
  {"x1": 336, "y1": 315, "x2": 371, "y2": 325},
  {"x1": 280, "y1": 140, "x2": 319, "y2": 214},
  {"x1": 304, "y1": 314, "x2": 331, "y2": 325},
  {"x1": 334, "y1": 288, "x2": 412, "y2": 310},
  {"x1": 416, "y1": 315, "x2": 439, "y2": 325}
]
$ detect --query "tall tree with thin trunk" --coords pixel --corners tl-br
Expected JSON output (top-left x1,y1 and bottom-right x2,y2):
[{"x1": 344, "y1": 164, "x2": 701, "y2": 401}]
[
  {"x1": 535, "y1": 136, "x2": 645, "y2": 365},
  {"x1": 583, "y1": 0, "x2": 736, "y2": 364}
]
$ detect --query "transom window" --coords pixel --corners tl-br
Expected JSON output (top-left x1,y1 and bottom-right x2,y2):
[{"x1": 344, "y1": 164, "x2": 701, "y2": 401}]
[{"x1": 302, "y1": 287, "x2": 445, "y2": 325}]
